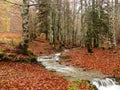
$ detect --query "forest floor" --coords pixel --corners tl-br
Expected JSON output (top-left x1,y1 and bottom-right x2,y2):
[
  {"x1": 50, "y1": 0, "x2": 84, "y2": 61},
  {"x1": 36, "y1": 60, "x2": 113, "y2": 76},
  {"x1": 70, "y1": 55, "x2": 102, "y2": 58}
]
[
  {"x1": 29, "y1": 34, "x2": 120, "y2": 77},
  {"x1": 60, "y1": 46, "x2": 120, "y2": 77},
  {"x1": 0, "y1": 32, "x2": 119, "y2": 90}
]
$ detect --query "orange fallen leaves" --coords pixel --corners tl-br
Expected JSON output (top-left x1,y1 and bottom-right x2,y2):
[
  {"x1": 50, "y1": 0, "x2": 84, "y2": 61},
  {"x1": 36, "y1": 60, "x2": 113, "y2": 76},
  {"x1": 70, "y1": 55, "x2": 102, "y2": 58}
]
[
  {"x1": 0, "y1": 62, "x2": 68, "y2": 90},
  {"x1": 60, "y1": 48, "x2": 120, "y2": 77},
  {"x1": 0, "y1": 32, "x2": 120, "y2": 89}
]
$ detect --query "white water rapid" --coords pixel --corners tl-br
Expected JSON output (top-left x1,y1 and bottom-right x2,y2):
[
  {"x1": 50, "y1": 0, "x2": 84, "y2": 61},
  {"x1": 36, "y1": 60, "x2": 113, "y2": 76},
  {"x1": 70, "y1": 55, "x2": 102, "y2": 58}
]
[
  {"x1": 37, "y1": 52, "x2": 77, "y2": 73},
  {"x1": 91, "y1": 78, "x2": 120, "y2": 90}
]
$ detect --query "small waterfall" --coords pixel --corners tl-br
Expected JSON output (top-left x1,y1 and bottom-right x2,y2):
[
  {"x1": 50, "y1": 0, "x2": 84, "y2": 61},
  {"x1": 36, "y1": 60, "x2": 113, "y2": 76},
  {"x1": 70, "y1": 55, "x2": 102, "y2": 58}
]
[
  {"x1": 91, "y1": 78, "x2": 120, "y2": 90},
  {"x1": 37, "y1": 53, "x2": 61, "y2": 62}
]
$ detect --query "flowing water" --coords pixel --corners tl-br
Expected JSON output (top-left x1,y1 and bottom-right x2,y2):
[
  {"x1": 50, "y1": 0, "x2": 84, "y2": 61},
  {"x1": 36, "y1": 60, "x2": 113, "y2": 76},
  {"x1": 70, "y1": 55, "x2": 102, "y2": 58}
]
[
  {"x1": 91, "y1": 78, "x2": 120, "y2": 90},
  {"x1": 37, "y1": 52, "x2": 106, "y2": 80},
  {"x1": 37, "y1": 51, "x2": 120, "y2": 89}
]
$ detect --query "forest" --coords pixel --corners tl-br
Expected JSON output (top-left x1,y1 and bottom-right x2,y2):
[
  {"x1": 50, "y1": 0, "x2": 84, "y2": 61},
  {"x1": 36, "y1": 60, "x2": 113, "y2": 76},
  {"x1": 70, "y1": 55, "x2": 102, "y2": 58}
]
[{"x1": 0, "y1": 0, "x2": 120, "y2": 90}]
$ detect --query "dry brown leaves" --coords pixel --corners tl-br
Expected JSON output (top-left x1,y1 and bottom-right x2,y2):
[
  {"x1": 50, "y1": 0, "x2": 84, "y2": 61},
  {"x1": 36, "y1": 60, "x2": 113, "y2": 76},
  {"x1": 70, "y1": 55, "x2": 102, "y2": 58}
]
[
  {"x1": 60, "y1": 48, "x2": 120, "y2": 77},
  {"x1": 0, "y1": 62, "x2": 68, "y2": 90}
]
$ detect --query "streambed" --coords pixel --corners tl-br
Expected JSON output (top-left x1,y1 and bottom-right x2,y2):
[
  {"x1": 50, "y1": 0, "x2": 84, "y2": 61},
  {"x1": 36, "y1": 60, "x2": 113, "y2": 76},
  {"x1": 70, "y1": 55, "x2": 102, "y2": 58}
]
[{"x1": 37, "y1": 52, "x2": 106, "y2": 81}]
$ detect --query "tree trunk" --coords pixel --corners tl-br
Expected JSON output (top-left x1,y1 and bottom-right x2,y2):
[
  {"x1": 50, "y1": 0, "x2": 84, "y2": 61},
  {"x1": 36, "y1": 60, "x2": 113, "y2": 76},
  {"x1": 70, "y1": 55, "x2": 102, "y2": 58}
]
[
  {"x1": 112, "y1": 0, "x2": 118, "y2": 48},
  {"x1": 20, "y1": 0, "x2": 29, "y2": 54}
]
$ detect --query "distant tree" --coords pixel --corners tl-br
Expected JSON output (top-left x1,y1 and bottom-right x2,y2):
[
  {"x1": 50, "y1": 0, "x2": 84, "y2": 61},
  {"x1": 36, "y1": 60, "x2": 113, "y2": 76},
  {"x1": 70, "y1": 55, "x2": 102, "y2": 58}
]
[
  {"x1": 112, "y1": 0, "x2": 118, "y2": 48},
  {"x1": 35, "y1": 0, "x2": 49, "y2": 40},
  {"x1": 0, "y1": 0, "x2": 11, "y2": 32},
  {"x1": 4, "y1": 0, "x2": 119, "y2": 52},
  {"x1": 84, "y1": 0, "x2": 113, "y2": 52},
  {"x1": 29, "y1": 7, "x2": 36, "y2": 41}
]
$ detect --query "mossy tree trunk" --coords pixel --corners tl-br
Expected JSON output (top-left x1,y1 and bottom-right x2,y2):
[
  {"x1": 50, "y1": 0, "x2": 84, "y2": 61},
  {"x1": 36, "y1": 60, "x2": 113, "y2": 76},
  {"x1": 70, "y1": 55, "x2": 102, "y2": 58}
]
[
  {"x1": 35, "y1": 0, "x2": 49, "y2": 40},
  {"x1": 29, "y1": 8, "x2": 37, "y2": 41},
  {"x1": 20, "y1": 0, "x2": 29, "y2": 54},
  {"x1": 112, "y1": 0, "x2": 118, "y2": 49}
]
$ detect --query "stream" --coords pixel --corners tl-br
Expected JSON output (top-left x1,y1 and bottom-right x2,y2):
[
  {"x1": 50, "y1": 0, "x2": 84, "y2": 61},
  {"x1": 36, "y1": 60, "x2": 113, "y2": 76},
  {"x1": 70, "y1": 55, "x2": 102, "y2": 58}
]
[
  {"x1": 91, "y1": 78, "x2": 120, "y2": 90},
  {"x1": 37, "y1": 51, "x2": 106, "y2": 81},
  {"x1": 37, "y1": 51, "x2": 120, "y2": 90}
]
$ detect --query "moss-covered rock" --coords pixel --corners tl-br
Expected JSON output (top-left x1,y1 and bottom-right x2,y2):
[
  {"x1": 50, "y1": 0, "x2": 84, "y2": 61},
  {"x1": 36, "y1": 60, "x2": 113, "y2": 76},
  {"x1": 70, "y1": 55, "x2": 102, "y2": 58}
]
[
  {"x1": 0, "y1": 52, "x2": 4, "y2": 60},
  {"x1": 68, "y1": 80, "x2": 97, "y2": 90},
  {"x1": 60, "y1": 55, "x2": 71, "y2": 59}
]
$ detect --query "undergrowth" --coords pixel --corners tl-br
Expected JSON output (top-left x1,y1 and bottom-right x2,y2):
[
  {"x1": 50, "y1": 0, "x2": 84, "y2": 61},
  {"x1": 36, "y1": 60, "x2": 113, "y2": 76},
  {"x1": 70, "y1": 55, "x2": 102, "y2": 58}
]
[{"x1": 68, "y1": 80, "x2": 96, "y2": 90}]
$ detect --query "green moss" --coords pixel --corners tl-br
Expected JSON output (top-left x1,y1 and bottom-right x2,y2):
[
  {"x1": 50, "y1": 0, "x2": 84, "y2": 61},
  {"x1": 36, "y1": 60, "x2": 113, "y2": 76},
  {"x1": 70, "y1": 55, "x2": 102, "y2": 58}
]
[
  {"x1": 0, "y1": 48, "x2": 5, "y2": 53},
  {"x1": 27, "y1": 50, "x2": 36, "y2": 57},
  {"x1": 68, "y1": 82, "x2": 79, "y2": 90},
  {"x1": 7, "y1": 54, "x2": 15, "y2": 60},
  {"x1": 0, "y1": 52, "x2": 4, "y2": 60},
  {"x1": 60, "y1": 55, "x2": 71, "y2": 59},
  {"x1": 68, "y1": 80, "x2": 96, "y2": 90},
  {"x1": 44, "y1": 47, "x2": 49, "y2": 50}
]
